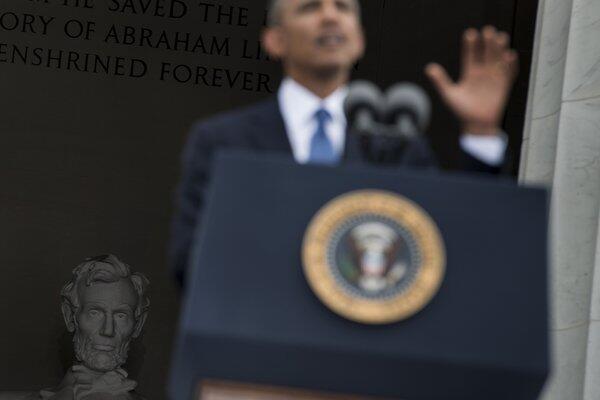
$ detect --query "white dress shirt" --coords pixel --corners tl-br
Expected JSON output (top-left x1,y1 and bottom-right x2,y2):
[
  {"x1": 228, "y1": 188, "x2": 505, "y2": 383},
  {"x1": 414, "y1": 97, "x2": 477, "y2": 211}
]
[
  {"x1": 278, "y1": 77, "x2": 348, "y2": 164},
  {"x1": 278, "y1": 77, "x2": 507, "y2": 166}
]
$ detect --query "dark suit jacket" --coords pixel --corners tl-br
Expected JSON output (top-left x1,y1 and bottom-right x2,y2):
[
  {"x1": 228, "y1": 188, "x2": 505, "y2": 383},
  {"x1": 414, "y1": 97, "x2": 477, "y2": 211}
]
[{"x1": 169, "y1": 96, "x2": 501, "y2": 286}]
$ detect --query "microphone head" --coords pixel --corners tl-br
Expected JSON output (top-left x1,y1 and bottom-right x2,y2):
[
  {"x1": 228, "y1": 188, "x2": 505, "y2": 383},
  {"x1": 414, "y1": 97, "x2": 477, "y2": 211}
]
[
  {"x1": 385, "y1": 82, "x2": 431, "y2": 132},
  {"x1": 343, "y1": 80, "x2": 385, "y2": 125}
]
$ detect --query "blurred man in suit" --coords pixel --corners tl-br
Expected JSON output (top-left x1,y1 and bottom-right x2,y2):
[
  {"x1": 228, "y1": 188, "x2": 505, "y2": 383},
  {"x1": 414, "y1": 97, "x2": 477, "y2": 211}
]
[{"x1": 169, "y1": 0, "x2": 518, "y2": 286}]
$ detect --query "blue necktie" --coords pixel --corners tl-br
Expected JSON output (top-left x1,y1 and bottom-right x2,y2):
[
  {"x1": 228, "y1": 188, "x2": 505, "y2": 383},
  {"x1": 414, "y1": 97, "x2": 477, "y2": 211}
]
[{"x1": 308, "y1": 108, "x2": 338, "y2": 165}]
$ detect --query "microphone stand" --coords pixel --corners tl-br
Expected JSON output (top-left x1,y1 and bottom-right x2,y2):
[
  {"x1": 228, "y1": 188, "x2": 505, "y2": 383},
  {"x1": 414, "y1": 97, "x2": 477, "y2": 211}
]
[{"x1": 352, "y1": 122, "x2": 417, "y2": 165}]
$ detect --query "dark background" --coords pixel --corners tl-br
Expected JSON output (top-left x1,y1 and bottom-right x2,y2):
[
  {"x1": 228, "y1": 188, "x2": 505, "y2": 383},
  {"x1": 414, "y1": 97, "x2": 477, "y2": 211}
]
[{"x1": 0, "y1": 0, "x2": 538, "y2": 397}]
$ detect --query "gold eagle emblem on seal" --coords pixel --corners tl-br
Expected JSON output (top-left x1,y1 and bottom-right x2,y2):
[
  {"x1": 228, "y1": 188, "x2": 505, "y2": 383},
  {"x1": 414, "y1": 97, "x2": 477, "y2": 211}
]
[{"x1": 302, "y1": 190, "x2": 446, "y2": 324}]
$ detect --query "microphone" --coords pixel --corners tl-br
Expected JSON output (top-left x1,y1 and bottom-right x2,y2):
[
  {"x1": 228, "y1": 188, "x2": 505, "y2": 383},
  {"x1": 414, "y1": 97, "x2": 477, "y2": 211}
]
[
  {"x1": 343, "y1": 81, "x2": 384, "y2": 136},
  {"x1": 384, "y1": 82, "x2": 431, "y2": 139},
  {"x1": 344, "y1": 80, "x2": 430, "y2": 164}
]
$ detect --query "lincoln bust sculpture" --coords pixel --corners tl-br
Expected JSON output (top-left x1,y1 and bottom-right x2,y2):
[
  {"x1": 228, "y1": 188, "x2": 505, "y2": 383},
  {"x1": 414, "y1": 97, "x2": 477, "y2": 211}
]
[{"x1": 38, "y1": 254, "x2": 150, "y2": 400}]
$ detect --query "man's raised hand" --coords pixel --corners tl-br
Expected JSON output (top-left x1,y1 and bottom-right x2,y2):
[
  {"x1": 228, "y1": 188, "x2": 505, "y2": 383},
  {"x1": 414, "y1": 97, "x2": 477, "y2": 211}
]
[{"x1": 425, "y1": 25, "x2": 519, "y2": 135}]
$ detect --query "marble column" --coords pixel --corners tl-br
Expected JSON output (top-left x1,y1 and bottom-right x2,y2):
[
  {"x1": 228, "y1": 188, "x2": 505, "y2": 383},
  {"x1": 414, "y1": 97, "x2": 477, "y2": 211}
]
[{"x1": 520, "y1": 0, "x2": 600, "y2": 399}]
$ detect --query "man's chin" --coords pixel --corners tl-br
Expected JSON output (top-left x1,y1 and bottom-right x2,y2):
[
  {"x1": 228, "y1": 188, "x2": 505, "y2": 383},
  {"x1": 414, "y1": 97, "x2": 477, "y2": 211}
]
[{"x1": 309, "y1": 61, "x2": 352, "y2": 78}]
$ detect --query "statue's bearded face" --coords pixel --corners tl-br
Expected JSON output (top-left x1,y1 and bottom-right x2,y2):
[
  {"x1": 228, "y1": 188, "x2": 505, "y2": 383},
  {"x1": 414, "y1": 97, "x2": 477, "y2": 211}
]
[{"x1": 74, "y1": 279, "x2": 138, "y2": 372}]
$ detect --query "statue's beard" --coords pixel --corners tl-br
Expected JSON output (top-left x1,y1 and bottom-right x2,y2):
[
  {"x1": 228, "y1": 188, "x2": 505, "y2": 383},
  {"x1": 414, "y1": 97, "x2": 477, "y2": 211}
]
[{"x1": 73, "y1": 332, "x2": 130, "y2": 372}]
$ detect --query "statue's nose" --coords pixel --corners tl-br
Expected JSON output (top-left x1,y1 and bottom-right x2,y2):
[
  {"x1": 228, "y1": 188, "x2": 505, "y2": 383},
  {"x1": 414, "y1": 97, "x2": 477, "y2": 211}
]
[{"x1": 100, "y1": 314, "x2": 115, "y2": 337}]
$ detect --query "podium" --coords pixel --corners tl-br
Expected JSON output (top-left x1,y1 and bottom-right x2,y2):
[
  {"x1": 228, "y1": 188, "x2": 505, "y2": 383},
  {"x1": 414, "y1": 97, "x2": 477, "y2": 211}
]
[{"x1": 169, "y1": 151, "x2": 549, "y2": 400}]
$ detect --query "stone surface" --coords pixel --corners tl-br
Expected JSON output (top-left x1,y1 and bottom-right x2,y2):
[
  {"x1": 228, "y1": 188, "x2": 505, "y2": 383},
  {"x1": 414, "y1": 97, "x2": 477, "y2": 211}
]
[
  {"x1": 531, "y1": 0, "x2": 573, "y2": 118},
  {"x1": 552, "y1": 99, "x2": 600, "y2": 329},
  {"x1": 583, "y1": 200, "x2": 600, "y2": 399},
  {"x1": 562, "y1": 0, "x2": 600, "y2": 102},
  {"x1": 520, "y1": 112, "x2": 559, "y2": 184},
  {"x1": 544, "y1": 324, "x2": 589, "y2": 400},
  {"x1": 520, "y1": 0, "x2": 573, "y2": 185},
  {"x1": 522, "y1": 0, "x2": 600, "y2": 399}
]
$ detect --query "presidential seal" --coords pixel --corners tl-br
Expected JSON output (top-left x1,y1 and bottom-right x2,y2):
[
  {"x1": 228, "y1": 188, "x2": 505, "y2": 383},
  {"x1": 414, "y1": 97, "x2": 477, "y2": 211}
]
[{"x1": 302, "y1": 190, "x2": 445, "y2": 324}]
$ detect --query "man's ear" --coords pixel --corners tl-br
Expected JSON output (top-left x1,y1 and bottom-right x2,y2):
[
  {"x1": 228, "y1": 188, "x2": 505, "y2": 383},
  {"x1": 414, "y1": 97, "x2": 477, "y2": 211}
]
[
  {"x1": 132, "y1": 309, "x2": 148, "y2": 338},
  {"x1": 262, "y1": 27, "x2": 285, "y2": 60},
  {"x1": 61, "y1": 300, "x2": 77, "y2": 333}
]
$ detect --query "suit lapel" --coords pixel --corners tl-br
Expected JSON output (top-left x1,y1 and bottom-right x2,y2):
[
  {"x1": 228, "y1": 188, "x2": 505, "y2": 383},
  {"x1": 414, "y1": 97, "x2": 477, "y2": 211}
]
[
  {"x1": 245, "y1": 95, "x2": 364, "y2": 163},
  {"x1": 247, "y1": 96, "x2": 293, "y2": 154},
  {"x1": 342, "y1": 131, "x2": 364, "y2": 162}
]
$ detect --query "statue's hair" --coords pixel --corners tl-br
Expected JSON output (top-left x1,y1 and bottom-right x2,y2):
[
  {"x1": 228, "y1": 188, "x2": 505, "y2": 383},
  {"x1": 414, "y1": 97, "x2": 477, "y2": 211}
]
[
  {"x1": 60, "y1": 254, "x2": 150, "y2": 320},
  {"x1": 266, "y1": 0, "x2": 361, "y2": 26}
]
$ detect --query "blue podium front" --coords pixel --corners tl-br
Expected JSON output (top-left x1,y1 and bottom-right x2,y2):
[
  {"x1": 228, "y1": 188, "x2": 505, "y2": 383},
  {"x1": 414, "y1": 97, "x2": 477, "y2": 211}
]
[{"x1": 169, "y1": 151, "x2": 549, "y2": 400}]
